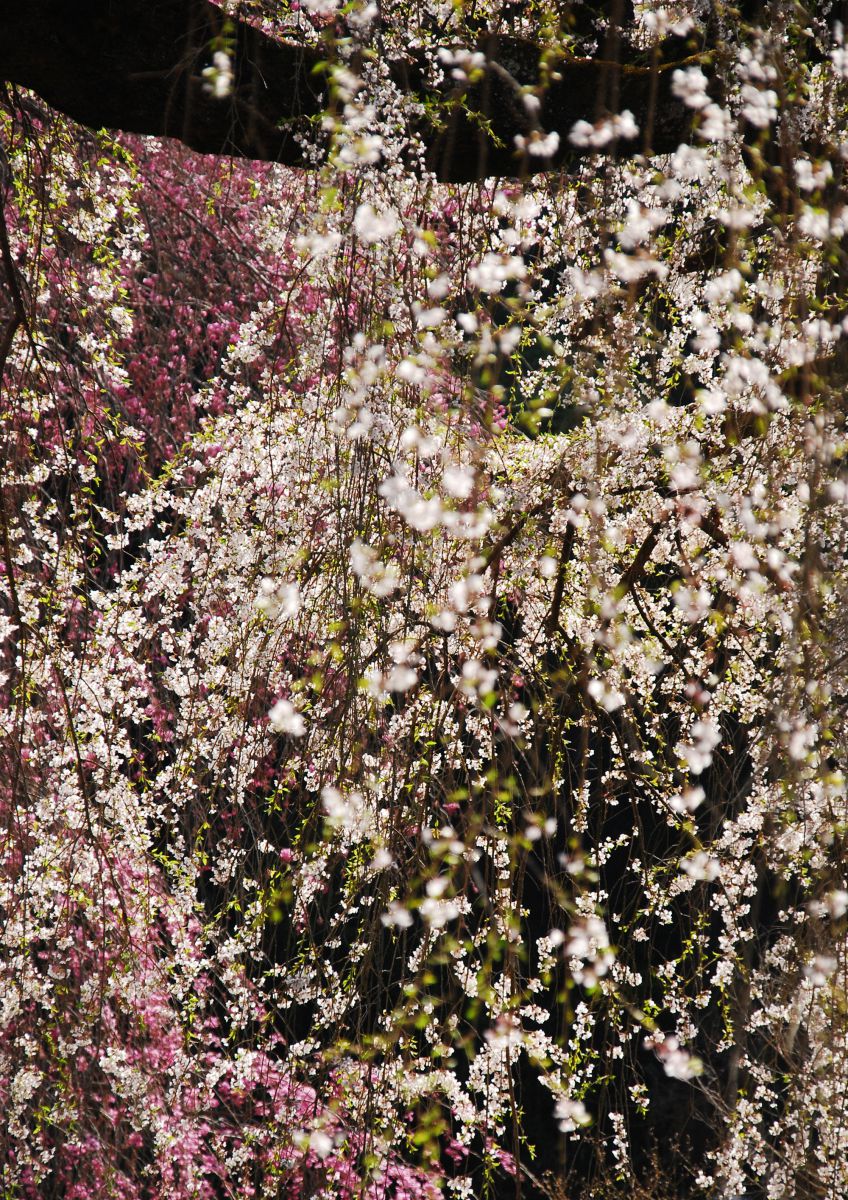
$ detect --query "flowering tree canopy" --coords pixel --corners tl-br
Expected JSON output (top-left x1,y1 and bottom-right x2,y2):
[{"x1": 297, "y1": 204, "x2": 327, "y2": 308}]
[
  {"x1": 1, "y1": 3, "x2": 848, "y2": 1200},
  {"x1": 3, "y1": 0, "x2": 833, "y2": 180}
]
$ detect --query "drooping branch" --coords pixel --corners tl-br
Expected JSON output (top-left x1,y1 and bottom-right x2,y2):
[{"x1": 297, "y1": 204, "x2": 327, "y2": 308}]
[
  {"x1": 0, "y1": 0, "x2": 702, "y2": 180},
  {"x1": 420, "y1": 33, "x2": 697, "y2": 182}
]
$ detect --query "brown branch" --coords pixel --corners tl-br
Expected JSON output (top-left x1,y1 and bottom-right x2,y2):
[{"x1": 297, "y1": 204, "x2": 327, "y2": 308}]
[
  {"x1": 545, "y1": 523, "x2": 576, "y2": 637},
  {"x1": 615, "y1": 518, "x2": 664, "y2": 599},
  {"x1": 0, "y1": 1, "x2": 698, "y2": 181}
]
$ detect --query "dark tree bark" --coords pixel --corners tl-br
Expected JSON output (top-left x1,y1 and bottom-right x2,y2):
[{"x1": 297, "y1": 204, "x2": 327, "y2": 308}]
[
  {"x1": 0, "y1": 0, "x2": 701, "y2": 181},
  {"x1": 0, "y1": 1, "x2": 325, "y2": 166}
]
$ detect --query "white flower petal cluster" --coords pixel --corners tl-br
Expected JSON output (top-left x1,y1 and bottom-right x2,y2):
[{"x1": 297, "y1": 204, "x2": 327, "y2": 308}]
[
  {"x1": 268, "y1": 698, "x2": 307, "y2": 737},
  {"x1": 349, "y1": 539, "x2": 401, "y2": 596},
  {"x1": 570, "y1": 110, "x2": 638, "y2": 148},
  {"x1": 354, "y1": 202, "x2": 400, "y2": 244}
]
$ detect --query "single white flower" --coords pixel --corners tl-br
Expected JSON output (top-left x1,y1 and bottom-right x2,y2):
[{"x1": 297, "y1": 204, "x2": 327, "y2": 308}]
[
  {"x1": 457, "y1": 659, "x2": 498, "y2": 699},
  {"x1": 554, "y1": 1097, "x2": 591, "y2": 1132},
  {"x1": 672, "y1": 67, "x2": 711, "y2": 110},
  {"x1": 681, "y1": 851, "x2": 720, "y2": 882},
  {"x1": 354, "y1": 203, "x2": 400, "y2": 245},
  {"x1": 442, "y1": 464, "x2": 475, "y2": 499},
  {"x1": 309, "y1": 1130, "x2": 334, "y2": 1159},
  {"x1": 514, "y1": 129, "x2": 560, "y2": 157},
  {"x1": 381, "y1": 901, "x2": 413, "y2": 929},
  {"x1": 268, "y1": 698, "x2": 306, "y2": 737}
]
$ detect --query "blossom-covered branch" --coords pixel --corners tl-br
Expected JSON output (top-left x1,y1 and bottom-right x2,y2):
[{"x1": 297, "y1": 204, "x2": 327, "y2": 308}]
[{"x1": 0, "y1": 0, "x2": 701, "y2": 180}]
